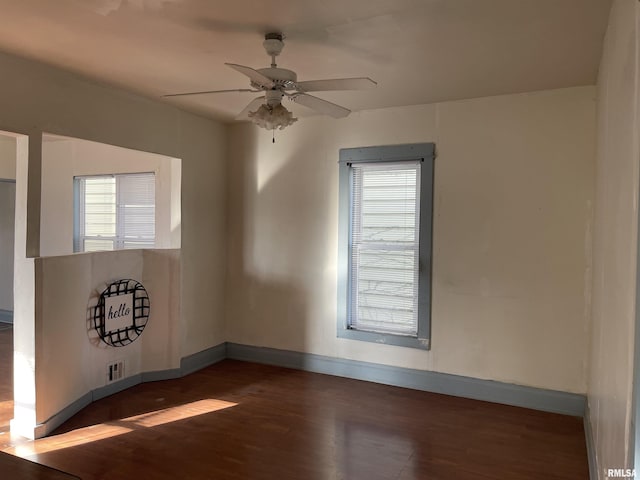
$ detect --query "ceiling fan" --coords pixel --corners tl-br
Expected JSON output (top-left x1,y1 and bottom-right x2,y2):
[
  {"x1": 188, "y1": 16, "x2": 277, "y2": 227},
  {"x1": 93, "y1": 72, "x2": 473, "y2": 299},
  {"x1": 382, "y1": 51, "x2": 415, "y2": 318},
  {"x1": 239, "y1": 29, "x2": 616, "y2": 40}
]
[{"x1": 163, "y1": 32, "x2": 377, "y2": 131}]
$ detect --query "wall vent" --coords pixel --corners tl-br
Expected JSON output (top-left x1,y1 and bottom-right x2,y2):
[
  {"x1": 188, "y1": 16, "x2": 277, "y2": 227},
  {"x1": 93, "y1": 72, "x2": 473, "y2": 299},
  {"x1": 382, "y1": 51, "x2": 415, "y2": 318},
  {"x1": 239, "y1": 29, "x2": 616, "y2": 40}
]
[{"x1": 106, "y1": 360, "x2": 125, "y2": 384}]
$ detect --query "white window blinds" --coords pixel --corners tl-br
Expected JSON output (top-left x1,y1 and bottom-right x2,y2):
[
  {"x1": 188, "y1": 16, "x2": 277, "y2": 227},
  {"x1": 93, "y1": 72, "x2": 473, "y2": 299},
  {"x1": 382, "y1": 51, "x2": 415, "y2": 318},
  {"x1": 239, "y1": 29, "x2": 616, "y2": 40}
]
[
  {"x1": 75, "y1": 173, "x2": 155, "y2": 252},
  {"x1": 349, "y1": 162, "x2": 421, "y2": 336},
  {"x1": 118, "y1": 173, "x2": 156, "y2": 249}
]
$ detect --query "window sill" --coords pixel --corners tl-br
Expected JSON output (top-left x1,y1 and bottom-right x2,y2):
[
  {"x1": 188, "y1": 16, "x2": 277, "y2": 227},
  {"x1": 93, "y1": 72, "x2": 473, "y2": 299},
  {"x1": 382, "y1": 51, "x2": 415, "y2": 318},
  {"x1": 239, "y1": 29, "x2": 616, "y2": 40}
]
[{"x1": 337, "y1": 328, "x2": 430, "y2": 350}]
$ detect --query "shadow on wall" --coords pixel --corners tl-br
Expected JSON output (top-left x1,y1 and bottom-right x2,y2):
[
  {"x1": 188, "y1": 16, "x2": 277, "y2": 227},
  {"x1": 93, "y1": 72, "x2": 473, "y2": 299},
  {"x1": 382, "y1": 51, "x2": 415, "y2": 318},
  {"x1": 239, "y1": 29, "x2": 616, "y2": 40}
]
[{"x1": 227, "y1": 123, "x2": 344, "y2": 353}]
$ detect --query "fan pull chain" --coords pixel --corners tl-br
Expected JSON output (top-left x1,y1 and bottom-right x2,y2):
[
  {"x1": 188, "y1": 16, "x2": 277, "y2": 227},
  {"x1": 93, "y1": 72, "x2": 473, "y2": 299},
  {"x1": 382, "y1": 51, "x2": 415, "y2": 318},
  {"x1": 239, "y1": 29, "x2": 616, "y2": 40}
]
[{"x1": 272, "y1": 129, "x2": 275, "y2": 143}]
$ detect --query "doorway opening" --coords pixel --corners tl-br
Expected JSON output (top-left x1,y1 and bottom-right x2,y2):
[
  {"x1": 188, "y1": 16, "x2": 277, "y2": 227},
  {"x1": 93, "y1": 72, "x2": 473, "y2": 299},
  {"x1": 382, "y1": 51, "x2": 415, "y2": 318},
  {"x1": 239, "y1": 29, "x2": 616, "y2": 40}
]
[{"x1": 0, "y1": 133, "x2": 17, "y2": 439}]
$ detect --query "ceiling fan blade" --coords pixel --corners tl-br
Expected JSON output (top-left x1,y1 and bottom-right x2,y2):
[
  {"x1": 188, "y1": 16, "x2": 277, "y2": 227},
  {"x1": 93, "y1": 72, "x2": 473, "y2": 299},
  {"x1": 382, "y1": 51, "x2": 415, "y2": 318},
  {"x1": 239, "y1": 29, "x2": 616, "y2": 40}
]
[
  {"x1": 236, "y1": 96, "x2": 266, "y2": 120},
  {"x1": 225, "y1": 63, "x2": 275, "y2": 89},
  {"x1": 291, "y1": 93, "x2": 350, "y2": 118},
  {"x1": 162, "y1": 88, "x2": 256, "y2": 98},
  {"x1": 292, "y1": 77, "x2": 377, "y2": 92}
]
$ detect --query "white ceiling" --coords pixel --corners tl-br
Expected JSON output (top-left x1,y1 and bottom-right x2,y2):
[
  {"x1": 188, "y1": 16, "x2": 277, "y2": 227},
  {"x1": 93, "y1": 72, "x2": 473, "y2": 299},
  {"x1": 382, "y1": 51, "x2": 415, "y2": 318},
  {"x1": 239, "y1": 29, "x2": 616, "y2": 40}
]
[{"x1": 0, "y1": 0, "x2": 612, "y2": 122}]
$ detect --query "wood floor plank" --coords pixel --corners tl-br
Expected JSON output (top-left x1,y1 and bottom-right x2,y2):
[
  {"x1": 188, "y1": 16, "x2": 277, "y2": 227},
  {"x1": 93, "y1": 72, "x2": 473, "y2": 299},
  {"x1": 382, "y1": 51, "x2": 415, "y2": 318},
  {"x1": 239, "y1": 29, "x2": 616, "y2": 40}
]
[
  {"x1": 0, "y1": 358, "x2": 588, "y2": 480},
  {"x1": 0, "y1": 450, "x2": 80, "y2": 479}
]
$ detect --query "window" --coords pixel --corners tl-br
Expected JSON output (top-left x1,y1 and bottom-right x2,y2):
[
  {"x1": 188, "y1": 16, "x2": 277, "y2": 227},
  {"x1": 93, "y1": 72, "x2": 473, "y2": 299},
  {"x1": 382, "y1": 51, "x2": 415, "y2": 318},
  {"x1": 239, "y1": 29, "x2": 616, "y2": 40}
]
[
  {"x1": 337, "y1": 144, "x2": 434, "y2": 349},
  {"x1": 74, "y1": 173, "x2": 155, "y2": 253}
]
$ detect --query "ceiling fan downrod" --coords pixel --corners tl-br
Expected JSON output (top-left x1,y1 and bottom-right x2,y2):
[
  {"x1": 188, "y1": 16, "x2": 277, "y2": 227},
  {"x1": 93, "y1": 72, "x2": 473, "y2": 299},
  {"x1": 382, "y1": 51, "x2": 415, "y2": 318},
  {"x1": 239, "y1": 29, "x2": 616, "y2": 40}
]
[{"x1": 263, "y1": 32, "x2": 284, "y2": 68}]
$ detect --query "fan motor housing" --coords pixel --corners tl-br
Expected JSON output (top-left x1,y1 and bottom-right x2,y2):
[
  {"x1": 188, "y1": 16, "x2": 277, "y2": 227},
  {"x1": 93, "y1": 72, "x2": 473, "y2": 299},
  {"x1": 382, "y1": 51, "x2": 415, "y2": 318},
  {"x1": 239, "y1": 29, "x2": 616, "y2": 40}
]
[{"x1": 257, "y1": 67, "x2": 297, "y2": 86}]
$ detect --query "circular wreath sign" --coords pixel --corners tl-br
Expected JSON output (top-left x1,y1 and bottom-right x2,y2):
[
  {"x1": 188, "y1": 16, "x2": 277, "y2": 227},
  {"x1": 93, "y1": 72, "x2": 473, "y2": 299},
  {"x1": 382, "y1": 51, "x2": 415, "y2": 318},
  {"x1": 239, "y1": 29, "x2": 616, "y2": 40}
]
[{"x1": 93, "y1": 279, "x2": 150, "y2": 347}]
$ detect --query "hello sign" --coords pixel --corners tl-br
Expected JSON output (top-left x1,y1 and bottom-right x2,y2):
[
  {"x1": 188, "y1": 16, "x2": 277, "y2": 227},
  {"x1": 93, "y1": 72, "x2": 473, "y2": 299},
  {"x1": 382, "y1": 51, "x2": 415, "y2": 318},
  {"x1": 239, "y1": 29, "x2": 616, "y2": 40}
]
[
  {"x1": 105, "y1": 293, "x2": 133, "y2": 332},
  {"x1": 93, "y1": 279, "x2": 150, "y2": 347}
]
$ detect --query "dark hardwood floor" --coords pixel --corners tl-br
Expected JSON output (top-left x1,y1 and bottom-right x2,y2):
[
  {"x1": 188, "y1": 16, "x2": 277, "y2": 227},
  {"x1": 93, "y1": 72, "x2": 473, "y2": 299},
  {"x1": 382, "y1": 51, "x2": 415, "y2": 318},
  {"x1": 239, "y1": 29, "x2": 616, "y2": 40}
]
[{"x1": 0, "y1": 354, "x2": 588, "y2": 480}]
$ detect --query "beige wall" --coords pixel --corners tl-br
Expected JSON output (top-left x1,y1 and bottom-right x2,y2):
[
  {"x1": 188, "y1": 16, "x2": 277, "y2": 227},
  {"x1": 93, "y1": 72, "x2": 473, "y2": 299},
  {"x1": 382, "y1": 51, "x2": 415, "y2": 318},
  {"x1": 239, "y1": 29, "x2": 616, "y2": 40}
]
[
  {"x1": 0, "y1": 49, "x2": 228, "y2": 352},
  {"x1": 226, "y1": 85, "x2": 596, "y2": 393},
  {"x1": 0, "y1": 136, "x2": 16, "y2": 312},
  {"x1": 13, "y1": 136, "x2": 36, "y2": 434},
  {"x1": 34, "y1": 249, "x2": 180, "y2": 436},
  {"x1": 40, "y1": 136, "x2": 181, "y2": 257},
  {"x1": 588, "y1": 0, "x2": 638, "y2": 474},
  {"x1": 0, "y1": 136, "x2": 16, "y2": 180},
  {"x1": 0, "y1": 181, "x2": 15, "y2": 312},
  {"x1": 0, "y1": 49, "x2": 227, "y2": 438}
]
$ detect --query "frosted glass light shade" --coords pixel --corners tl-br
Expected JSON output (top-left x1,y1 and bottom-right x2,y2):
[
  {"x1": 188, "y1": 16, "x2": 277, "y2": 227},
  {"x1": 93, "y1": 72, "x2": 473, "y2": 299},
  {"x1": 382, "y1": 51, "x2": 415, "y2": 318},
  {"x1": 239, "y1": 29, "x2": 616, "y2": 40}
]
[{"x1": 248, "y1": 103, "x2": 298, "y2": 130}]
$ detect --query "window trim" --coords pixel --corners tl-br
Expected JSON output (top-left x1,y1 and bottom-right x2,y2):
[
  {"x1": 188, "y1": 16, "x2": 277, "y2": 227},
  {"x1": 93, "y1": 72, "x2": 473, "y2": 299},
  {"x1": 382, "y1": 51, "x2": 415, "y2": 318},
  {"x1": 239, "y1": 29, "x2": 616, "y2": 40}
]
[{"x1": 337, "y1": 143, "x2": 435, "y2": 350}]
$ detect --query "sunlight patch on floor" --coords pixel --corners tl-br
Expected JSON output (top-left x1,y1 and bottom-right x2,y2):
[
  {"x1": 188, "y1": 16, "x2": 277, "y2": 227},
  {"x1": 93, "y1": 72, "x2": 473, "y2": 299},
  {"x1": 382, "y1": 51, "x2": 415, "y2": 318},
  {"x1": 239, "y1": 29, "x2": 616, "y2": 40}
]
[
  {"x1": 122, "y1": 398, "x2": 236, "y2": 428},
  {"x1": 12, "y1": 424, "x2": 132, "y2": 456},
  {"x1": 6, "y1": 399, "x2": 237, "y2": 457}
]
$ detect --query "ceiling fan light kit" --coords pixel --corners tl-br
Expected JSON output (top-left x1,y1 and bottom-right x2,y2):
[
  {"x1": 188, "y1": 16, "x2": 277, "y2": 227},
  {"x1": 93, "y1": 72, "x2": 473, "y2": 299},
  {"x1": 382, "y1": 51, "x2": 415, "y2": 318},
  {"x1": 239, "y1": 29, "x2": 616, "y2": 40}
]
[
  {"x1": 248, "y1": 103, "x2": 298, "y2": 130},
  {"x1": 163, "y1": 32, "x2": 377, "y2": 134}
]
